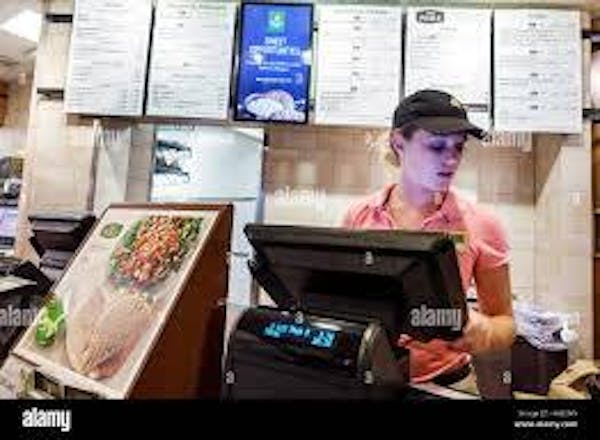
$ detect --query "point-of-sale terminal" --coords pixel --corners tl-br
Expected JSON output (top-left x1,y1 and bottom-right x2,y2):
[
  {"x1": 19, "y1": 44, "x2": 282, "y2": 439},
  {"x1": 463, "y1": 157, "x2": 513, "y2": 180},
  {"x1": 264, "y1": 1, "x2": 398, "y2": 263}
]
[{"x1": 224, "y1": 225, "x2": 467, "y2": 400}]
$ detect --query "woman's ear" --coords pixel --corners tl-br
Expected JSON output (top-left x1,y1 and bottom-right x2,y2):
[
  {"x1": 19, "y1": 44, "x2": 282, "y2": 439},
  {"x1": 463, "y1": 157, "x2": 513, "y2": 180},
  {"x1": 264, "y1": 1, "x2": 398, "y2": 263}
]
[{"x1": 389, "y1": 130, "x2": 403, "y2": 156}]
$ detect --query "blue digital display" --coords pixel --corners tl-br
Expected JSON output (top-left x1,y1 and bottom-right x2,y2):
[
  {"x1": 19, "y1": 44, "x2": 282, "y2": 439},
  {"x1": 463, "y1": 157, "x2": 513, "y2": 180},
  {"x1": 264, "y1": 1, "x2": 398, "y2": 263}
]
[
  {"x1": 263, "y1": 321, "x2": 337, "y2": 349},
  {"x1": 234, "y1": 3, "x2": 313, "y2": 123}
]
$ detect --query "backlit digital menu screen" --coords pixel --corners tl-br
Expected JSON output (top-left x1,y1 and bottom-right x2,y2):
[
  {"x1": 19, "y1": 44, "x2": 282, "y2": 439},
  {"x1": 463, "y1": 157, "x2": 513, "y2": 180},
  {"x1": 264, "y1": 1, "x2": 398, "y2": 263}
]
[{"x1": 234, "y1": 3, "x2": 313, "y2": 123}]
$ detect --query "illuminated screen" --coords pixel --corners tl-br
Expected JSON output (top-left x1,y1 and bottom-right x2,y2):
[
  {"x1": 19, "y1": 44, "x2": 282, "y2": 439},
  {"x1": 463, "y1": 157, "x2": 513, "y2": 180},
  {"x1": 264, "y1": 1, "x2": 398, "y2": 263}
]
[
  {"x1": 263, "y1": 321, "x2": 337, "y2": 348},
  {"x1": 234, "y1": 3, "x2": 313, "y2": 123}
]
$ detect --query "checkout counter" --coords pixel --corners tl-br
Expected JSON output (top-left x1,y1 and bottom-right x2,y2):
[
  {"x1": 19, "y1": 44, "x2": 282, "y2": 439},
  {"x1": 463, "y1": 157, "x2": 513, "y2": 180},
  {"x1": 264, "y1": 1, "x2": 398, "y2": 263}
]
[{"x1": 224, "y1": 225, "x2": 472, "y2": 400}]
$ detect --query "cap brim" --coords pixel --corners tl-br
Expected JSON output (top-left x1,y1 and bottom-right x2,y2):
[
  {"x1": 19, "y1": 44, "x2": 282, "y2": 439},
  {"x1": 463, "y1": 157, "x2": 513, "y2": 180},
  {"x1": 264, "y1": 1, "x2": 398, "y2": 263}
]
[{"x1": 413, "y1": 116, "x2": 486, "y2": 140}]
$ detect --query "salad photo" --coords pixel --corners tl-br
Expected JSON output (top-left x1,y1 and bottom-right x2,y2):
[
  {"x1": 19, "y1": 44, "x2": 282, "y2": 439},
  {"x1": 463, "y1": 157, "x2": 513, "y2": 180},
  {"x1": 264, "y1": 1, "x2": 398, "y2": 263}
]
[{"x1": 109, "y1": 215, "x2": 203, "y2": 290}]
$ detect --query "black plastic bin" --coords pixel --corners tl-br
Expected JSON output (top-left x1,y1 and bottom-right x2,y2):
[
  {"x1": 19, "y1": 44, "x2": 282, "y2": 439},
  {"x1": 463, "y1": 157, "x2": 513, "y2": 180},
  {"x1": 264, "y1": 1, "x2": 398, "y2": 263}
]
[{"x1": 511, "y1": 336, "x2": 568, "y2": 395}]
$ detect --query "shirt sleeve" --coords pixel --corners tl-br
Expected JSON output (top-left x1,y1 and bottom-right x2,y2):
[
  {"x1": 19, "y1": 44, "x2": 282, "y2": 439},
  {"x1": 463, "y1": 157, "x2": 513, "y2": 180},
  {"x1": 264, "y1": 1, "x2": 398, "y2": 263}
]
[
  {"x1": 474, "y1": 210, "x2": 510, "y2": 272},
  {"x1": 341, "y1": 200, "x2": 366, "y2": 229},
  {"x1": 341, "y1": 206, "x2": 355, "y2": 228}
]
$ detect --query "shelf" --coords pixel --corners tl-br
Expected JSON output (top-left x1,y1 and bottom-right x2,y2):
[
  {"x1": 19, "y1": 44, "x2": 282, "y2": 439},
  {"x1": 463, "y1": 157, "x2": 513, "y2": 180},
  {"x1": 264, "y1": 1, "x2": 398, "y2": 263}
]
[
  {"x1": 45, "y1": 13, "x2": 73, "y2": 23},
  {"x1": 36, "y1": 88, "x2": 64, "y2": 101},
  {"x1": 584, "y1": 109, "x2": 600, "y2": 122}
]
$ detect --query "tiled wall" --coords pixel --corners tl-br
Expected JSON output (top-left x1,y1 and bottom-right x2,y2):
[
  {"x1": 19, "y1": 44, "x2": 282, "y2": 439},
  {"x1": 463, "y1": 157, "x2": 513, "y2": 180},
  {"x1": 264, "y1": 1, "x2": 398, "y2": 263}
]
[
  {"x1": 14, "y1": 5, "x2": 97, "y2": 258},
  {"x1": 534, "y1": 129, "x2": 594, "y2": 358},
  {"x1": 13, "y1": 1, "x2": 131, "y2": 257},
  {"x1": 125, "y1": 124, "x2": 154, "y2": 203},
  {"x1": 0, "y1": 78, "x2": 33, "y2": 157},
  {"x1": 20, "y1": 100, "x2": 95, "y2": 211},
  {"x1": 92, "y1": 122, "x2": 133, "y2": 214},
  {"x1": 263, "y1": 126, "x2": 386, "y2": 226}
]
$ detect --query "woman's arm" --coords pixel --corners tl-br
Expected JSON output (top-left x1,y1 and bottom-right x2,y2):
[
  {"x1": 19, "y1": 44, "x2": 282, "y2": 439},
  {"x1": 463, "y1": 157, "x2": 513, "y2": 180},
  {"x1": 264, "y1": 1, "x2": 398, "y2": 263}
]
[{"x1": 450, "y1": 264, "x2": 515, "y2": 354}]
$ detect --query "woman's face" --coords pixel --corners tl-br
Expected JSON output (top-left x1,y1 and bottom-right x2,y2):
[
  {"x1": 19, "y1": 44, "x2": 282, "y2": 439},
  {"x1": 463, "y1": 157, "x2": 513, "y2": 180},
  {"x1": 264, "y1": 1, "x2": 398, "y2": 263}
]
[{"x1": 392, "y1": 128, "x2": 466, "y2": 193}]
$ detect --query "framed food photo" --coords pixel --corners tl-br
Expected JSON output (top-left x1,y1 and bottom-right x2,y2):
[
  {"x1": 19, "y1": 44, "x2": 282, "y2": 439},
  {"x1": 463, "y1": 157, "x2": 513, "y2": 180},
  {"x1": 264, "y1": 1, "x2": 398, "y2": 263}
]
[{"x1": 12, "y1": 203, "x2": 232, "y2": 399}]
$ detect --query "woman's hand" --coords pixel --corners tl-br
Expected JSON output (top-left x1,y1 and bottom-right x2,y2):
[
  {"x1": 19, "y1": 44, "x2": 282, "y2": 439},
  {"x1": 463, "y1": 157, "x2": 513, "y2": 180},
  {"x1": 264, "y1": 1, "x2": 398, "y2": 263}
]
[
  {"x1": 449, "y1": 307, "x2": 516, "y2": 354},
  {"x1": 449, "y1": 309, "x2": 494, "y2": 354}
]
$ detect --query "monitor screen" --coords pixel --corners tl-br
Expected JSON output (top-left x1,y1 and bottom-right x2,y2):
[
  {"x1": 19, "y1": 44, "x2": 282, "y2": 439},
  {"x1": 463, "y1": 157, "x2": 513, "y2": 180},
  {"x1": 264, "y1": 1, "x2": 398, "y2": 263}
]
[
  {"x1": 0, "y1": 205, "x2": 18, "y2": 244},
  {"x1": 234, "y1": 3, "x2": 313, "y2": 123},
  {"x1": 245, "y1": 224, "x2": 467, "y2": 342}
]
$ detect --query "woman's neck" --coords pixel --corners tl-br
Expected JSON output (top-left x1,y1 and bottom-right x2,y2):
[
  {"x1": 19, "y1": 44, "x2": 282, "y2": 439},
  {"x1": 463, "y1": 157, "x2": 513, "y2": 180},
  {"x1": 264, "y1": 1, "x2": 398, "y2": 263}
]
[{"x1": 395, "y1": 175, "x2": 447, "y2": 216}]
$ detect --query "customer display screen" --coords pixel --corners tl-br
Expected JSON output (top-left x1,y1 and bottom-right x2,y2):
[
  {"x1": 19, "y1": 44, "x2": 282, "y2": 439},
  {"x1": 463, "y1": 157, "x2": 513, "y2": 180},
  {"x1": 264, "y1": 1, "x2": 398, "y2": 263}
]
[
  {"x1": 234, "y1": 3, "x2": 313, "y2": 123},
  {"x1": 263, "y1": 321, "x2": 337, "y2": 349},
  {"x1": 0, "y1": 205, "x2": 18, "y2": 247}
]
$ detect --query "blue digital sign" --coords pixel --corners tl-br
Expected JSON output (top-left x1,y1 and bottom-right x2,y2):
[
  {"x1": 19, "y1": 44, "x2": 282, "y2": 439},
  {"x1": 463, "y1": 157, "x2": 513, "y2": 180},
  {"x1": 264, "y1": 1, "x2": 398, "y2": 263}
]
[
  {"x1": 263, "y1": 321, "x2": 337, "y2": 349},
  {"x1": 234, "y1": 3, "x2": 313, "y2": 123}
]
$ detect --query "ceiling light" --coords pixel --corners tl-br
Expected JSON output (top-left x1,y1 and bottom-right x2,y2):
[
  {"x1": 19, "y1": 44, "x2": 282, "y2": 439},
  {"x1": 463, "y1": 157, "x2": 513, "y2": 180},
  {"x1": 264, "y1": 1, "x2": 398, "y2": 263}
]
[{"x1": 0, "y1": 9, "x2": 42, "y2": 43}]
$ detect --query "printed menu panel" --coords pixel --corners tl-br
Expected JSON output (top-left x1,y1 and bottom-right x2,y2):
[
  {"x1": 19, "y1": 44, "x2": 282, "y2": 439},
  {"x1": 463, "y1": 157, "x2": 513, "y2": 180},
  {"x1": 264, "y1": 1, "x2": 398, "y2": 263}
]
[
  {"x1": 65, "y1": 0, "x2": 153, "y2": 116},
  {"x1": 494, "y1": 9, "x2": 582, "y2": 133},
  {"x1": 405, "y1": 8, "x2": 491, "y2": 110},
  {"x1": 146, "y1": 1, "x2": 237, "y2": 119},
  {"x1": 314, "y1": 5, "x2": 402, "y2": 127}
]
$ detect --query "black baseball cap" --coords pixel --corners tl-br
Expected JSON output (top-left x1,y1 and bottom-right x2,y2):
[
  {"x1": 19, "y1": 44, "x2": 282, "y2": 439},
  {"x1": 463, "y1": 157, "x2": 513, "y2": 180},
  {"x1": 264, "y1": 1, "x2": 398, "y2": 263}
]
[{"x1": 393, "y1": 90, "x2": 485, "y2": 139}]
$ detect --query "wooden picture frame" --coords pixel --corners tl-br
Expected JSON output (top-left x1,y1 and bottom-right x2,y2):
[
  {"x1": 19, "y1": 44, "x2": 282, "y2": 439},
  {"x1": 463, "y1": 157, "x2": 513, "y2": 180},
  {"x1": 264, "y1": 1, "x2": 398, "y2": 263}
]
[{"x1": 12, "y1": 203, "x2": 232, "y2": 398}]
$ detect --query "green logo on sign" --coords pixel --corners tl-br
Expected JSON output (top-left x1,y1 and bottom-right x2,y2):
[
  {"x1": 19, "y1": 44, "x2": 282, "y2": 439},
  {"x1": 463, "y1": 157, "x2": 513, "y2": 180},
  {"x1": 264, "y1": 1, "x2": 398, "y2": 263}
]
[
  {"x1": 268, "y1": 10, "x2": 286, "y2": 33},
  {"x1": 101, "y1": 223, "x2": 123, "y2": 239}
]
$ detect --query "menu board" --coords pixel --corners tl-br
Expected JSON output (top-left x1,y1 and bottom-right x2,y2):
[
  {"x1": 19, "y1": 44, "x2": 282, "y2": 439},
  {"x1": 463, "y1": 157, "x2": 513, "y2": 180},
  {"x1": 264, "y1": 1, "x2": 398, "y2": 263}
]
[
  {"x1": 64, "y1": 0, "x2": 152, "y2": 116},
  {"x1": 234, "y1": 3, "x2": 313, "y2": 123},
  {"x1": 146, "y1": 1, "x2": 237, "y2": 119},
  {"x1": 494, "y1": 9, "x2": 582, "y2": 133},
  {"x1": 314, "y1": 6, "x2": 402, "y2": 127},
  {"x1": 405, "y1": 8, "x2": 491, "y2": 109}
]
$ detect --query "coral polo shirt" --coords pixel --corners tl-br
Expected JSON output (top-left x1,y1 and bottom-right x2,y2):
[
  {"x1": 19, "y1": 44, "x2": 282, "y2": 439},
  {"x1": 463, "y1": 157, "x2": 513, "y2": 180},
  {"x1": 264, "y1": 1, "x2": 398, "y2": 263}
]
[{"x1": 342, "y1": 183, "x2": 510, "y2": 383}]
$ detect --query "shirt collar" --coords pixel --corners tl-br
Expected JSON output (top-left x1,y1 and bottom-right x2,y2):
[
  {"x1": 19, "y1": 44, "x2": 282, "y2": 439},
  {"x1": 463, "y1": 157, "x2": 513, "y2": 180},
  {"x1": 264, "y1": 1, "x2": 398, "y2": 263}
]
[
  {"x1": 371, "y1": 182, "x2": 396, "y2": 210},
  {"x1": 370, "y1": 182, "x2": 462, "y2": 225}
]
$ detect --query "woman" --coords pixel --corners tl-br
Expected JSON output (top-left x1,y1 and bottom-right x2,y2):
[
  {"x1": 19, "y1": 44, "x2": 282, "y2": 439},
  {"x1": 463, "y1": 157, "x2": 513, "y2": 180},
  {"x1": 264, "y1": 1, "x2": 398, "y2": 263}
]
[{"x1": 343, "y1": 90, "x2": 515, "y2": 387}]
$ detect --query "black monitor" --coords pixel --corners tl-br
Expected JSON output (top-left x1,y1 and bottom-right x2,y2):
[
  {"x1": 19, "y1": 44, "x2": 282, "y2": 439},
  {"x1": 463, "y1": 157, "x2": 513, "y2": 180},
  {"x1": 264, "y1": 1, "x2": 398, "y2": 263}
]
[{"x1": 244, "y1": 224, "x2": 467, "y2": 342}]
